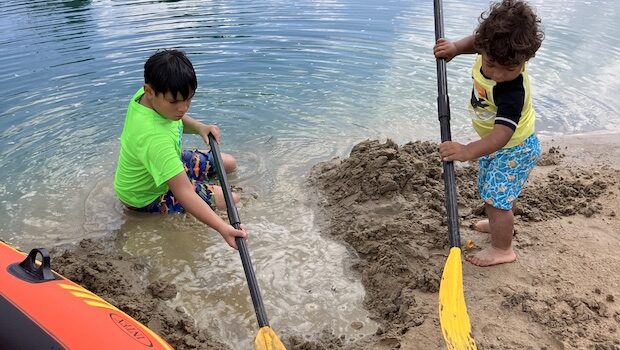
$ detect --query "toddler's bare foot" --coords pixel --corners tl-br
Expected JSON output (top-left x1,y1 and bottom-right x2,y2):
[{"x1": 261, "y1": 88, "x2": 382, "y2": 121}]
[
  {"x1": 465, "y1": 246, "x2": 516, "y2": 267},
  {"x1": 470, "y1": 219, "x2": 490, "y2": 233}
]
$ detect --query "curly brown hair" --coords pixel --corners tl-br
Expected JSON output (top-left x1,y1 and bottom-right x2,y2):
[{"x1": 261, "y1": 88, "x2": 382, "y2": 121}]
[{"x1": 474, "y1": 0, "x2": 544, "y2": 66}]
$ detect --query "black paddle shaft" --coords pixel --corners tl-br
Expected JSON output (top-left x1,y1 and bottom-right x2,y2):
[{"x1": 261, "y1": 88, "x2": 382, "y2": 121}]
[
  {"x1": 434, "y1": 0, "x2": 461, "y2": 248},
  {"x1": 207, "y1": 133, "x2": 269, "y2": 328}
]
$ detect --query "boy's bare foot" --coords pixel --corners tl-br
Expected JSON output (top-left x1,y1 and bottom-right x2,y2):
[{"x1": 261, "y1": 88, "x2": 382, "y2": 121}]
[
  {"x1": 465, "y1": 246, "x2": 516, "y2": 267},
  {"x1": 470, "y1": 219, "x2": 490, "y2": 233}
]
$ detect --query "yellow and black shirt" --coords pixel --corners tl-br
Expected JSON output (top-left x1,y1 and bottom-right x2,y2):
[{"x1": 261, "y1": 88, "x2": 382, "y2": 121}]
[{"x1": 469, "y1": 55, "x2": 536, "y2": 148}]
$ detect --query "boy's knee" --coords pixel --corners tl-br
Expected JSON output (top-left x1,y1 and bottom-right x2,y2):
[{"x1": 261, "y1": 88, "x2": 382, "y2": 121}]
[
  {"x1": 232, "y1": 192, "x2": 241, "y2": 203},
  {"x1": 223, "y1": 154, "x2": 237, "y2": 173}
]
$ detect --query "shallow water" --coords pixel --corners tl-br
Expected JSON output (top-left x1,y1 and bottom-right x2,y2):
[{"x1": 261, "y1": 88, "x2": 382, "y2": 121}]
[{"x1": 1, "y1": 0, "x2": 619, "y2": 347}]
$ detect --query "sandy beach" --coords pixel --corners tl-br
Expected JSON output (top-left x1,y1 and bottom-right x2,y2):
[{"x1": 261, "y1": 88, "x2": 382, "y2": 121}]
[{"x1": 54, "y1": 131, "x2": 620, "y2": 349}]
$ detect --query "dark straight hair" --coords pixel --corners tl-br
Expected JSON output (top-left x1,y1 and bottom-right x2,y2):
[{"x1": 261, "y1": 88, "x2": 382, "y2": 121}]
[{"x1": 144, "y1": 49, "x2": 197, "y2": 100}]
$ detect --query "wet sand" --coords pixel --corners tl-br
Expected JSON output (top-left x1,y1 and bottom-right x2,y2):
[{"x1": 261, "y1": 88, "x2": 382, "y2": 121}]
[
  {"x1": 54, "y1": 131, "x2": 620, "y2": 349},
  {"x1": 51, "y1": 239, "x2": 230, "y2": 350}
]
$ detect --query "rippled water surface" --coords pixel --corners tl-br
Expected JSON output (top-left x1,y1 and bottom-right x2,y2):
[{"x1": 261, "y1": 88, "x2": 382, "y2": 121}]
[{"x1": 1, "y1": 0, "x2": 619, "y2": 347}]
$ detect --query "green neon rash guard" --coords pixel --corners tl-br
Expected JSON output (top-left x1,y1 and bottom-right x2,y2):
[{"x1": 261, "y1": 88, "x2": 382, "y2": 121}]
[{"x1": 114, "y1": 88, "x2": 184, "y2": 207}]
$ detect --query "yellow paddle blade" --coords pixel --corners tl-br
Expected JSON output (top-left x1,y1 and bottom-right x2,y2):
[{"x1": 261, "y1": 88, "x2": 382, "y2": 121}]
[
  {"x1": 253, "y1": 326, "x2": 287, "y2": 350},
  {"x1": 439, "y1": 247, "x2": 477, "y2": 350}
]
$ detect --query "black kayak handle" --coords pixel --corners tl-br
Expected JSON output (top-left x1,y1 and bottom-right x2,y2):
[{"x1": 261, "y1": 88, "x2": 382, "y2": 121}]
[{"x1": 8, "y1": 248, "x2": 56, "y2": 283}]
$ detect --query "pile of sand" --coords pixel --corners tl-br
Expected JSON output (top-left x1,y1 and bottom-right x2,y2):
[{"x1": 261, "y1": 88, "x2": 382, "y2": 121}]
[{"x1": 302, "y1": 136, "x2": 620, "y2": 349}]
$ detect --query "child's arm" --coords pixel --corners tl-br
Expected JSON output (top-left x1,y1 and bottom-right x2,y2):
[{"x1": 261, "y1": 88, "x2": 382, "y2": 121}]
[
  {"x1": 167, "y1": 172, "x2": 247, "y2": 249},
  {"x1": 181, "y1": 114, "x2": 222, "y2": 144},
  {"x1": 439, "y1": 124, "x2": 513, "y2": 162},
  {"x1": 434, "y1": 35, "x2": 477, "y2": 62}
]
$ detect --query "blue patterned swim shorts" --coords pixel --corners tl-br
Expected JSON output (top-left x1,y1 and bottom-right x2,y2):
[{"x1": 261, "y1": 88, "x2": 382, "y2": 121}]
[
  {"x1": 182, "y1": 149, "x2": 217, "y2": 183},
  {"x1": 130, "y1": 149, "x2": 218, "y2": 214},
  {"x1": 478, "y1": 134, "x2": 541, "y2": 210}
]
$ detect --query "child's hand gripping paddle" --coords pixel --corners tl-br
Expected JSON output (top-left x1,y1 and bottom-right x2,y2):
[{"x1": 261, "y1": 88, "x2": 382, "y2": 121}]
[{"x1": 207, "y1": 133, "x2": 286, "y2": 350}]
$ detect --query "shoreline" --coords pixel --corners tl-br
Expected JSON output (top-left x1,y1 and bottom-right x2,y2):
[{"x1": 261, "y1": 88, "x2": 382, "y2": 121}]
[{"x1": 43, "y1": 129, "x2": 620, "y2": 349}]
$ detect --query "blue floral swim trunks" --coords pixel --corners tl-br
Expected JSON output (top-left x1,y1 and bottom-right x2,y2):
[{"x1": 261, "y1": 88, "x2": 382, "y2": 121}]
[{"x1": 477, "y1": 134, "x2": 541, "y2": 210}]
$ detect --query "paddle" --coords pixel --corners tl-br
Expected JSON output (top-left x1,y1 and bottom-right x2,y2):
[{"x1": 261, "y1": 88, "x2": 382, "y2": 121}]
[
  {"x1": 433, "y1": 1, "x2": 477, "y2": 349},
  {"x1": 207, "y1": 133, "x2": 286, "y2": 350}
]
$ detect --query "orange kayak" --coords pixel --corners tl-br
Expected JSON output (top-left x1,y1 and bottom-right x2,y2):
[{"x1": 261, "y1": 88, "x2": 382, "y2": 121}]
[{"x1": 0, "y1": 241, "x2": 173, "y2": 350}]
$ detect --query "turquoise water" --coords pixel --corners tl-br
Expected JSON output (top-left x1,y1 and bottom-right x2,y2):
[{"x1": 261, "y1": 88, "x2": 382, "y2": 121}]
[{"x1": 1, "y1": 0, "x2": 619, "y2": 347}]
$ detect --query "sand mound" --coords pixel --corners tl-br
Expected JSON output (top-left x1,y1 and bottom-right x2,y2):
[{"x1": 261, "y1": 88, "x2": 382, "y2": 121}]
[{"x1": 306, "y1": 138, "x2": 620, "y2": 349}]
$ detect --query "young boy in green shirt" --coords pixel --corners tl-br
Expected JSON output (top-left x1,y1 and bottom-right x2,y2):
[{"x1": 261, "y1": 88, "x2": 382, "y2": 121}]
[
  {"x1": 114, "y1": 49, "x2": 247, "y2": 249},
  {"x1": 434, "y1": 0, "x2": 544, "y2": 266}
]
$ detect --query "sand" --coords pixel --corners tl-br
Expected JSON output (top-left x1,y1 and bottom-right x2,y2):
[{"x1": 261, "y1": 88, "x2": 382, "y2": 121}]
[
  {"x1": 51, "y1": 239, "x2": 230, "y2": 350},
  {"x1": 54, "y1": 131, "x2": 620, "y2": 350}
]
